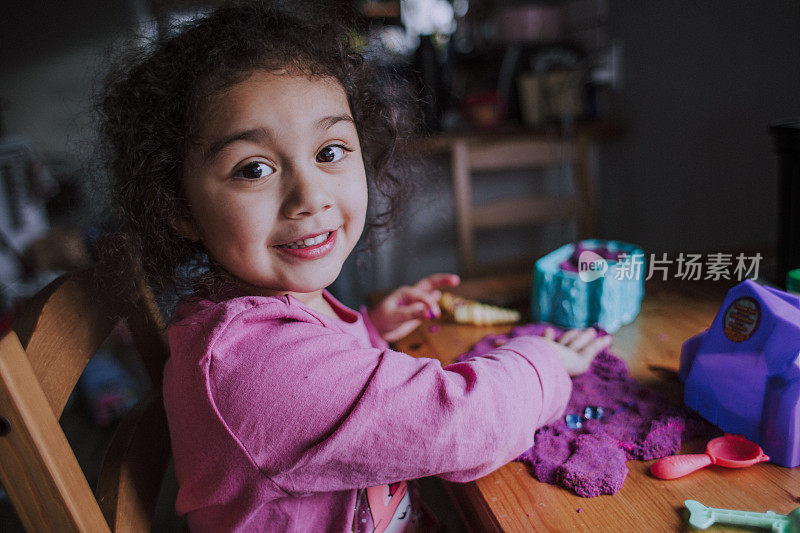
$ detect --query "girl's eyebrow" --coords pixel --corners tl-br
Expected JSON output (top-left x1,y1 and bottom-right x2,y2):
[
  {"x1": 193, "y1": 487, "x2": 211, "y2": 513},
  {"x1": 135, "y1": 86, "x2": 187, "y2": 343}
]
[
  {"x1": 314, "y1": 114, "x2": 355, "y2": 130},
  {"x1": 203, "y1": 127, "x2": 272, "y2": 162},
  {"x1": 202, "y1": 114, "x2": 355, "y2": 163}
]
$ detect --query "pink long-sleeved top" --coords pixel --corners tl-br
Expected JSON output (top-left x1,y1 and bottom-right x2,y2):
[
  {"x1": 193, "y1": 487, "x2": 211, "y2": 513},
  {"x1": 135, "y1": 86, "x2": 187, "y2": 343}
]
[{"x1": 163, "y1": 284, "x2": 571, "y2": 532}]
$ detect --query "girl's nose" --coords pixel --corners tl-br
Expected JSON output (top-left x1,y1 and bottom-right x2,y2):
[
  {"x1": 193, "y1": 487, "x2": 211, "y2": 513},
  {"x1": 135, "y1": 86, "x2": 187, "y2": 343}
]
[{"x1": 281, "y1": 165, "x2": 334, "y2": 219}]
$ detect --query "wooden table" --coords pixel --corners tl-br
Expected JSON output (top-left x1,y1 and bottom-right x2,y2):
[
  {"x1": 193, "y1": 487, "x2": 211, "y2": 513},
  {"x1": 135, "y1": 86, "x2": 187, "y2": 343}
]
[{"x1": 394, "y1": 278, "x2": 800, "y2": 532}]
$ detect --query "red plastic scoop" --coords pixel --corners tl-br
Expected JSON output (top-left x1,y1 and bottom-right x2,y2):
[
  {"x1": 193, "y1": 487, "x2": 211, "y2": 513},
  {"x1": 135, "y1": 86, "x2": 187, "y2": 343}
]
[{"x1": 651, "y1": 434, "x2": 770, "y2": 480}]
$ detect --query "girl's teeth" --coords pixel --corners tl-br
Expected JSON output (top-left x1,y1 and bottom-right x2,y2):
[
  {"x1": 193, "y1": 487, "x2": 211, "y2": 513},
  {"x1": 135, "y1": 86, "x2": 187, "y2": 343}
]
[{"x1": 282, "y1": 232, "x2": 329, "y2": 249}]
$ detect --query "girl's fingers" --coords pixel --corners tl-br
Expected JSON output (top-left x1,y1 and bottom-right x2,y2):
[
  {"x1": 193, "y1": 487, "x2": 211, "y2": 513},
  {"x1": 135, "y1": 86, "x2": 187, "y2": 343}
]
[
  {"x1": 391, "y1": 301, "x2": 428, "y2": 322},
  {"x1": 392, "y1": 286, "x2": 411, "y2": 304},
  {"x1": 397, "y1": 286, "x2": 441, "y2": 318},
  {"x1": 413, "y1": 273, "x2": 461, "y2": 293},
  {"x1": 579, "y1": 334, "x2": 613, "y2": 357},
  {"x1": 542, "y1": 327, "x2": 557, "y2": 340},
  {"x1": 558, "y1": 328, "x2": 582, "y2": 345},
  {"x1": 566, "y1": 328, "x2": 598, "y2": 352}
]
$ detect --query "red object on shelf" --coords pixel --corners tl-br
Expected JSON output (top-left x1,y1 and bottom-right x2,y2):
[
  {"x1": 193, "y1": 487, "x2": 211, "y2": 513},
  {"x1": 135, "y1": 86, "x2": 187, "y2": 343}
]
[
  {"x1": 463, "y1": 91, "x2": 504, "y2": 129},
  {"x1": 495, "y1": 5, "x2": 563, "y2": 44},
  {"x1": 0, "y1": 311, "x2": 13, "y2": 334}
]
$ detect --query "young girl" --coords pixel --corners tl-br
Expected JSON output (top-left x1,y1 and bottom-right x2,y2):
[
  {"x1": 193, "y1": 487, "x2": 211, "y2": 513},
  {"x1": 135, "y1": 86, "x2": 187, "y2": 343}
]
[{"x1": 99, "y1": 2, "x2": 611, "y2": 531}]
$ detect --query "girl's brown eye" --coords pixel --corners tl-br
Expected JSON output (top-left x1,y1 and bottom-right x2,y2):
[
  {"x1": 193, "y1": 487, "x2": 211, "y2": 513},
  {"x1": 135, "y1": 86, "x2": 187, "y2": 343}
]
[
  {"x1": 316, "y1": 145, "x2": 348, "y2": 163},
  {"x1": 234, "y1": 161, "x2": 274, "y2": 180}
]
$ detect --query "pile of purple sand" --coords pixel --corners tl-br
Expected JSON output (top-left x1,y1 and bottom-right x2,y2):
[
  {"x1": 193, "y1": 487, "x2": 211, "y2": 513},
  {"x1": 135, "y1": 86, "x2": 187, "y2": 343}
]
[{"x1": 457, "y1": 323, "x2": 716, "y2": 497}]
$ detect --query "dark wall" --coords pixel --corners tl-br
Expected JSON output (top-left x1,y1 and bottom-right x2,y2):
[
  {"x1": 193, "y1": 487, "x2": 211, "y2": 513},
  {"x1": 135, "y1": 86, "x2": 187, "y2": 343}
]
[
  {"x1": 599, "y1": 1, "x2": 800, "y2": 254},
  {"x1": 0, "y1": 1, "x2": 136, "y2": 71}
]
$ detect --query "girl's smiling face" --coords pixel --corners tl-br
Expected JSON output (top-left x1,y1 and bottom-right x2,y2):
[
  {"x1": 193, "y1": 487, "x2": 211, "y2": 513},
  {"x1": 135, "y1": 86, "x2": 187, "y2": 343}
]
[{"x1": 179, "y1": 71, "x2": 368, "y2": 304}]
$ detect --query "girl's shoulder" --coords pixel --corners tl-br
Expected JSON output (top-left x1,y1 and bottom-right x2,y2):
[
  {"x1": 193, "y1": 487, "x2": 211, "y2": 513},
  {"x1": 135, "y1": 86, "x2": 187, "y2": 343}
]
[
  {"x1": 169, "y1": 292, "x2": 315, "y2": 331},
  {"x1": 166, "y1": 283, "x2": 368, "y2": 359},
  {"x1": 166, "y1": 292, "x2": 330, "y2": 367}
]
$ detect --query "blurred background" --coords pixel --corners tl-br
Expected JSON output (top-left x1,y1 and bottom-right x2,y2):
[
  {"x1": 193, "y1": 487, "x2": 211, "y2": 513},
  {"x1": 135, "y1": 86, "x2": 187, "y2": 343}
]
[
  {"x1": 1, "y1": 0, "x2": 798, "y2": 310},
  {"x1": 0, "y1": 0, "x2": 798, "y2": 528}
]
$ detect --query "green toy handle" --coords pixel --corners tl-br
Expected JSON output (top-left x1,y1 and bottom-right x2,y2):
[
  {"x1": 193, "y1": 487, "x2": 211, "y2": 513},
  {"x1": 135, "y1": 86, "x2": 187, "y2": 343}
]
[
  {"x1": 684, "y1": 500, "x2": 794, "y2": 532},
  {"x1": 651, "y1": 453, "x2": 712, "y2": 479}
]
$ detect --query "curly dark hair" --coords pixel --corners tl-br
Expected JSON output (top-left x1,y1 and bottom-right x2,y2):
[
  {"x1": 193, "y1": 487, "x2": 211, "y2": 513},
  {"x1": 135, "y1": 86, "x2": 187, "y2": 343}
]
[{"x1": 97, "y1": 0, "x2": 416, "y2": 302}]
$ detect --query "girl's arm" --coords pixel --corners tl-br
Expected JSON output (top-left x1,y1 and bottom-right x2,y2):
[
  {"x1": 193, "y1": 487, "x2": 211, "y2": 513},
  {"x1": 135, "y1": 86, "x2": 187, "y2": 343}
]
[{"x1": 202, "y1": 302, "x2": 574, "y2": 496}]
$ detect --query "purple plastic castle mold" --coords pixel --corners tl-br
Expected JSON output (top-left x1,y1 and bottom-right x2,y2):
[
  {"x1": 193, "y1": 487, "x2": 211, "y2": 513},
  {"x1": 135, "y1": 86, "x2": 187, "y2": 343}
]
[{"x1": 679, "y1": 279, "x2": 800, "y2": 467}]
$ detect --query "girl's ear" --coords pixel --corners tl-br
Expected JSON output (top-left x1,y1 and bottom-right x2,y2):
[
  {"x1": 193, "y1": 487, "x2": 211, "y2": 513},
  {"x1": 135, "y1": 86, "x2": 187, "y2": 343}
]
[{"x1": 170, "y1": 215, "x2": 200, "y2": 242}]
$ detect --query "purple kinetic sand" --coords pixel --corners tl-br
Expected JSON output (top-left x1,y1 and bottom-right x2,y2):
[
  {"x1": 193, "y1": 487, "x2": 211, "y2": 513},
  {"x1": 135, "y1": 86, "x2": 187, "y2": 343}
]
[
  {"x1": 458, "y1": 323, "x2": 715, "y2": 497},
  {"x1": 556, "y1": 433, "x2": 627, "y2": 497}
]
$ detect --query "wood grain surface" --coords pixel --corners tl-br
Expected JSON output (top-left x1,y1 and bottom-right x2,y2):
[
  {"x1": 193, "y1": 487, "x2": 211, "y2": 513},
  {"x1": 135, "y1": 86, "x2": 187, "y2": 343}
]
[{"x1": 395, "y1": 278, "x2": 800, "y2": 532}]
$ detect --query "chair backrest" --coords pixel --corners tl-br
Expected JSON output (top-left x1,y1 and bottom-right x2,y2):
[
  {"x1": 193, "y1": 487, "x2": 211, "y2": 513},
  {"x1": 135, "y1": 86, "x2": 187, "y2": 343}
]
[
  {"x1": 443, "y1": 132, "x2": 586, "y2": 277},
  {"x1": 0, "y1": 249, "x2": 172, "y2": 532}
]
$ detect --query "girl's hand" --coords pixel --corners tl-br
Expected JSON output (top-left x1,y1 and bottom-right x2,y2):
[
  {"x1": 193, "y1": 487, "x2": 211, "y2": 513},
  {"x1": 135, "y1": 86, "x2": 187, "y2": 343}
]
[
  {"x1": 368, "y1": 273, "x2": 460, "y2": 342},
  {"x1": 540, "y1": 327, "x2": 612, "y2": 376}
]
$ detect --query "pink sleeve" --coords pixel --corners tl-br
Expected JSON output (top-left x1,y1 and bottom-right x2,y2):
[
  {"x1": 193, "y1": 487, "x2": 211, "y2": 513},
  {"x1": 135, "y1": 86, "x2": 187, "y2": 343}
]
[
  {"x1": 359, "y1": 306, "x2": 390, "y2": 350},
  {"x1": 205, "y1": 305, "x2": 571, "y2": 496}
]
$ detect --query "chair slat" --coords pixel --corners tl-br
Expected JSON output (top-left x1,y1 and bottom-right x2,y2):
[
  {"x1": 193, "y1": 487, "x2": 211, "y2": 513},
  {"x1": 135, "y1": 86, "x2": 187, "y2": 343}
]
[
  {"x1": 124, "y1": 280, "x2": 169, "y2": 387},
  {"x1": 468, "y1": 139, "x2": 575, "y2": 171},
  {"x1": 97, "y1": 391, "x2": 171, "y2": 532},
  {"x1": 13, "y1": 271, "x2": 121, "y2": 418},
  {"x1": 472, "y1": 197, "x2": 581, "y2": 229},
  {"x1": 0, "y1": 332, "x2": 111, "y2": 532}
]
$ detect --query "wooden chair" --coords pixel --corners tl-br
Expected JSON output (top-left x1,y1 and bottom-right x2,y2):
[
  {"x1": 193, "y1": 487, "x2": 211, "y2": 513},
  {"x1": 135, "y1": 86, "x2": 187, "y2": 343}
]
[
  {"x1": 447, "y1": 131, "x2": 592, "y2": 277},
  {"x1": 0, "y1": 249, "x2": 172, "y2": 531},
  {"x1": 452, "y1": 134, "x2": 579, "y2": 277},
  {"x1": 423, "y1": 124, "x2": 624, "y2": 277}
]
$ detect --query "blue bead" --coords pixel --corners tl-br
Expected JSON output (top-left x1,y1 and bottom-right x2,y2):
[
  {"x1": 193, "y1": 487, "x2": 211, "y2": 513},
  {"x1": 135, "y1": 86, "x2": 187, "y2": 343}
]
[
  {"x1": 565, "y1": 414, "x2": 583, "y2": 429},
  {"x1": 583, "y1": 406, "x2": 605, "y2": 420}
]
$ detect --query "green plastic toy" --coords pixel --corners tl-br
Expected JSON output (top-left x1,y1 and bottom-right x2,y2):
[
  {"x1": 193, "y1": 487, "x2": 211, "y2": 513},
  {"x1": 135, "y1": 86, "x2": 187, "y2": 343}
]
[
  {"x1": 684, "y1": 500, "x2": 800, "y2": 532},
  {"x1": 788, "y1": 268, "x2": 800, "y2": 295}
]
